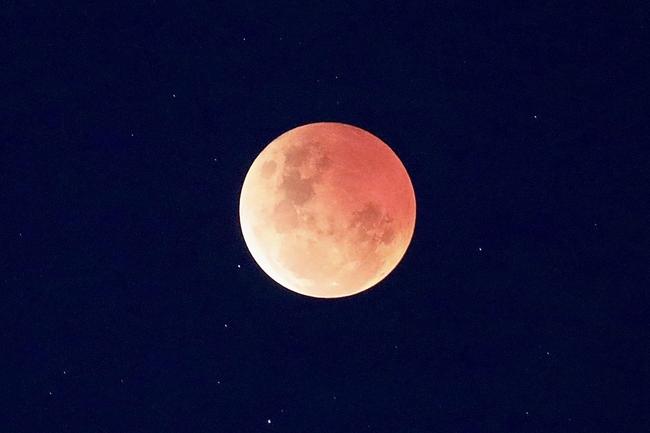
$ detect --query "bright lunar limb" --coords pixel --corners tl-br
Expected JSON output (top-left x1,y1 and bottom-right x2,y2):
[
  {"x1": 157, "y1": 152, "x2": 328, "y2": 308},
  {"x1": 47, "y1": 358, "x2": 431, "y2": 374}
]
[{"x1": 239, "y1": 122, "x2": 416, "y2": 298}]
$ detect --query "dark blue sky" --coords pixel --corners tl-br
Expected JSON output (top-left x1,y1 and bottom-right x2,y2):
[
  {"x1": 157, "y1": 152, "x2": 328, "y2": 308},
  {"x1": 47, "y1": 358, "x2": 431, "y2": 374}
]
[{"x1": 4, "y1": 2, "x2": 648, "y2": 432}]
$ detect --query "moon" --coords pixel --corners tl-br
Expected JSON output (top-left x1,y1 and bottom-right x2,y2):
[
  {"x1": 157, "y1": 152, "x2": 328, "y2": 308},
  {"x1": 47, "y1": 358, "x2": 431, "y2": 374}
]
[{"x1": 239, "y1": 122, "x2": 416, "y2": 298}]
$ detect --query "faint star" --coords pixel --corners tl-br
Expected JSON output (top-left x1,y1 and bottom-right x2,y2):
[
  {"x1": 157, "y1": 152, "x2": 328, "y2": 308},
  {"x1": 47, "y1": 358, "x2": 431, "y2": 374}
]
[
  {"x1": 533, "y1": 114, "x2": 537, "y2": 119},
  {"x1": 224, "y1": 323, "x2": 228, "y2": 328},
  {"x1": 267, "y1": 419, "x2": 272, "y2": 424},
  {"x1": 237, "y1": 264, "x2": 241, "y2": 269},
  {"x1": 478, "y1": 247, "x2": 482, "y2": 252}
]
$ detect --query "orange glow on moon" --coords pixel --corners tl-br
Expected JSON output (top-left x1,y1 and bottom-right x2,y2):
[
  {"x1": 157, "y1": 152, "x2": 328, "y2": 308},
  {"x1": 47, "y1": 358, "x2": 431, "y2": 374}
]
[{"x1": 239, "y1": 122, "x2": 416, "y2": 298}]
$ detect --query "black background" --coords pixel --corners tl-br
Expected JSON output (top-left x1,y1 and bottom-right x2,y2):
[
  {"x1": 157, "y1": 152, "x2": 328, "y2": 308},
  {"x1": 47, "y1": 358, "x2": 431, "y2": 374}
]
[{"x1": 3, "y1": 2, "x2": 648, "y2": 432}]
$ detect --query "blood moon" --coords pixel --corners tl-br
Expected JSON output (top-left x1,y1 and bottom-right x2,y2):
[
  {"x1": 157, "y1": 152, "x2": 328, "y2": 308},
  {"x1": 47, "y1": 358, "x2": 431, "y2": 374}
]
[{"x1": 239, "y1": 122, "x2": 416, "y2": 298}]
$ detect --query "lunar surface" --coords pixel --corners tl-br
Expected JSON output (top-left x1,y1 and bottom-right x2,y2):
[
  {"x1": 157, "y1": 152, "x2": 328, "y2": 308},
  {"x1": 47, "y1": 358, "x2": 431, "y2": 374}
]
[{"x1": 239, "y1": 122, "x2": 416, "y2": 298}]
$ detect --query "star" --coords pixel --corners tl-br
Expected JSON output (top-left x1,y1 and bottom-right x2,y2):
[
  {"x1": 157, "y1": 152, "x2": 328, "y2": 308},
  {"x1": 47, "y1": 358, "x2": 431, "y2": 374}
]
[{"x1": 267, "y1": 419, "x2": 272, "y2": 424}]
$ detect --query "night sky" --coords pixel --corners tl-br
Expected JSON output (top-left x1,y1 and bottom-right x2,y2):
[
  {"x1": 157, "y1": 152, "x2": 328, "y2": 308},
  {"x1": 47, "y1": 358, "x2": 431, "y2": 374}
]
[{"x1": 4, "y1": 2, "x2": 649, "y2": 432}]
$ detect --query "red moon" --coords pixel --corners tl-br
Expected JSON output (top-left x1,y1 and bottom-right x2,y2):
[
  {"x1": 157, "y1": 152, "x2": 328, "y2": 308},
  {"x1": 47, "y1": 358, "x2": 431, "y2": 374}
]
[{"x1": 239, "y1": 122, "x2": 416, "y2": 298}]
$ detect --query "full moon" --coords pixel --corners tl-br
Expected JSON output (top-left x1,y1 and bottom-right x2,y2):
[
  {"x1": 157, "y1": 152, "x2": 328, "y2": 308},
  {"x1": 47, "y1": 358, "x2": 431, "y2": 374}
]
[{"x1": 239, "y1": 122, "x2": 416, "y2": 298}]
